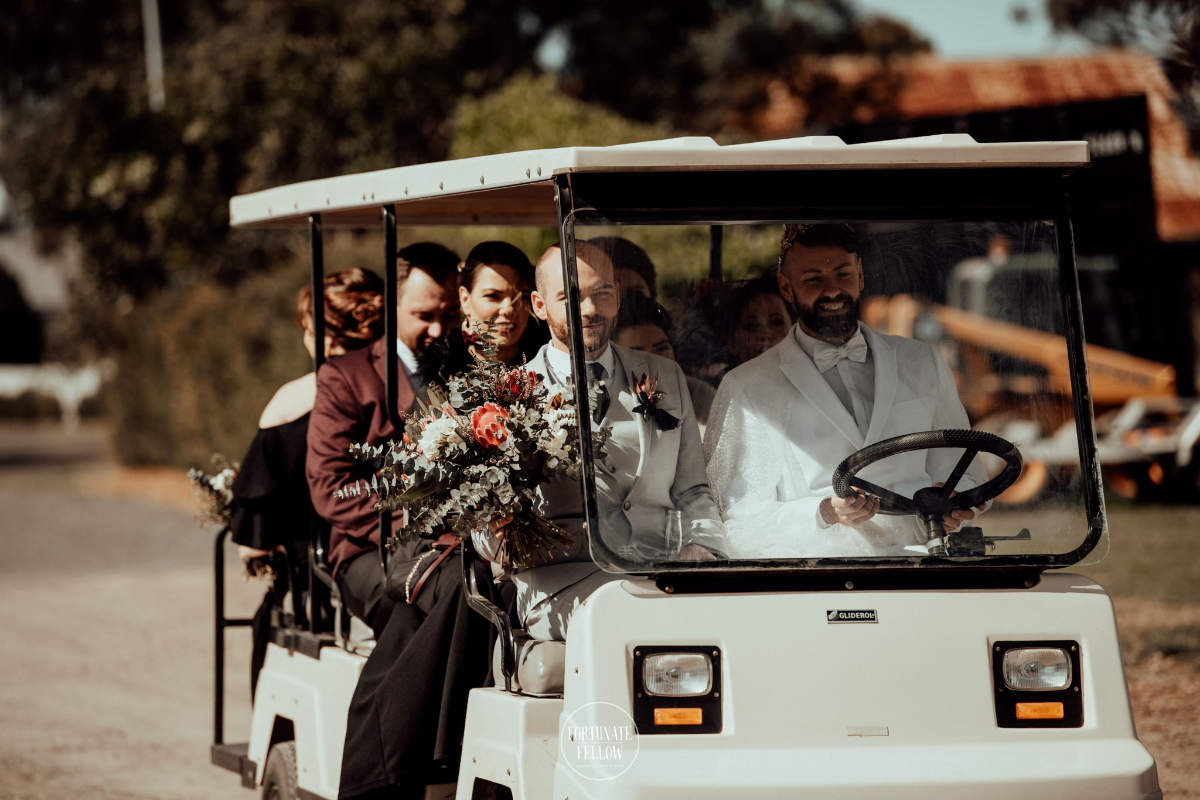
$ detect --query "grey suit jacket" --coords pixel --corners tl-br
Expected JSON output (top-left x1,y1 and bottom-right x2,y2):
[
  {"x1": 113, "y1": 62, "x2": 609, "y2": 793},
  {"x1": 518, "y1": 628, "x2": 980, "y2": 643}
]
[{"x1": 475, "y1": 343, "x2": 724, "y2": 622}]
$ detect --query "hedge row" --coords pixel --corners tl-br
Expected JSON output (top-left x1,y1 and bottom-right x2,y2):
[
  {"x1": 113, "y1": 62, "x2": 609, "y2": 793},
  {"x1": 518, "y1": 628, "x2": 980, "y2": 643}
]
[{"x1": 110, "y1": 264, "x2": 312, "y2": 467}]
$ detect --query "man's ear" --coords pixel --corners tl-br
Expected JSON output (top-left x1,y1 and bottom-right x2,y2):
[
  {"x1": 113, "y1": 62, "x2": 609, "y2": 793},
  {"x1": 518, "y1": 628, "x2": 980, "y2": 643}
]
[
  {"x1": 777, "y1": 270, "x2": 795, "y2": 305},
  {"x1": 530, "y1": 289, "x2": 549, "y2": 322}
]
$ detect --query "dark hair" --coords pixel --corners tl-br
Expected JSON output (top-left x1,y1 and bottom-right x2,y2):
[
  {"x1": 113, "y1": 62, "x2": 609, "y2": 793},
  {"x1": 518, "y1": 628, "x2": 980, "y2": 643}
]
[
  {"x1": 617, "y1": 292, "x2": 672, "y2": 334},
  {"x1": 397, "y1": 241, "x2": 460, "y2": 287},
  {"x1": 458, "y1": 241, "x2": 535, "y2": 293},
  {"x1": 723, "y1": 274, "x2": 791, "y2": 338},
  {"x1": 294, "y1": 268, "x2": 385, "y2": 351},
  {"x1": 778, "y1": 223, "x2": 860, "y2": 270},
  {"x1": 590, "y1": 236, "x2": 657, "y2": 299}
]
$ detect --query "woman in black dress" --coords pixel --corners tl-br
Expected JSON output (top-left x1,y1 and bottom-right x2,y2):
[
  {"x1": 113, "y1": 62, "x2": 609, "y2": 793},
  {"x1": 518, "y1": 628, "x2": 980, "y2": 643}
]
[
  {"x1": 229, "y1": 268, "x2": 384, "y2": 695},
  {"x1": 340, "y1": 241, "x2": 546, "y2": 800}
]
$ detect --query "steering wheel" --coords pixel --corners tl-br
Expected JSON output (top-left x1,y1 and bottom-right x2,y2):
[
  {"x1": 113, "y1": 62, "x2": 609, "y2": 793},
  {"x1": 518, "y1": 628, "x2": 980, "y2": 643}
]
[{"x1": 831, "y1": 429, "x2": 1023, "y2": 554}]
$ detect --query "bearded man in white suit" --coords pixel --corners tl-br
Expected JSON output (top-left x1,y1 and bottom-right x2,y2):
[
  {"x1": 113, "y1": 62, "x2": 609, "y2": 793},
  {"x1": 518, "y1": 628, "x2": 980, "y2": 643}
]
[
  {"x1": 704, "y1": 224, "x2": 986, "y2": 559},
  {"x1": 476, "y1": 240, "x2": 724, "y2": 640}
]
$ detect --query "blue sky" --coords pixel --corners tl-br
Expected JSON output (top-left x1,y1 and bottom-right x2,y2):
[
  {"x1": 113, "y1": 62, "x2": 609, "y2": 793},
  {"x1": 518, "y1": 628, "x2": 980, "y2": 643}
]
[
  {"x1": 535, "y1": 2, "x2": 1098, "y2": 71},
  {"x1": 854, "y1": 0, "x2": 1096, "y2": 59}
]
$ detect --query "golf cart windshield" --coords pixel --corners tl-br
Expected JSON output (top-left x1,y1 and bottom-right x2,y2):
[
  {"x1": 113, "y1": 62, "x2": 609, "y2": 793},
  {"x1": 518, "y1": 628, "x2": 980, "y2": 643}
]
[{"x1": 571, "y1": 216, "x2": 1107, "y2": 577}]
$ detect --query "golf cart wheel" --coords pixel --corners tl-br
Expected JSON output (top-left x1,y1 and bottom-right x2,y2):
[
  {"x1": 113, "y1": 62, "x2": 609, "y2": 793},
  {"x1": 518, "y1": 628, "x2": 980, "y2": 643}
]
[{"x1": 262, "y1": 741, "x2": 299, "y2": 800}]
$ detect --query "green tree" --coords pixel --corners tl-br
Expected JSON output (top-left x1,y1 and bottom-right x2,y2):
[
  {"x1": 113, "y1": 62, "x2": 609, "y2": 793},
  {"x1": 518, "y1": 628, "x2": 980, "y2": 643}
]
[
  {"x1": 1046, "y1": 0, "x2": 1200, "y2": 148},
  {"x1": 1, "y1": 0, "x2": 926, "y2": 319},
  {"x1": 1, "y1": 1, "x2": 551, "y2": 318},
  {"x1": 553, "y1": 0, "x2": 929, "y2": 134}
]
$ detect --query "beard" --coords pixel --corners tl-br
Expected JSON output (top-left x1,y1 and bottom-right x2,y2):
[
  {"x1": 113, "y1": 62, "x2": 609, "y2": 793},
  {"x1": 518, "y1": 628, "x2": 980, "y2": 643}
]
[
  {"x1": 547, "y1": 312, "x2": 615, "y2": 359},
  {"x1": 796, "y1": 292, "x2": 861, "y2": 342}
]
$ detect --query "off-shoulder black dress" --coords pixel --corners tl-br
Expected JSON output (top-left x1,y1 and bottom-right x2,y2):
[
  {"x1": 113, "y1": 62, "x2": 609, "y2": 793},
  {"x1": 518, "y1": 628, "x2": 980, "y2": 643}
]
[{"x1": 229, "y1": 413, "x2": 326, "y2": 695}]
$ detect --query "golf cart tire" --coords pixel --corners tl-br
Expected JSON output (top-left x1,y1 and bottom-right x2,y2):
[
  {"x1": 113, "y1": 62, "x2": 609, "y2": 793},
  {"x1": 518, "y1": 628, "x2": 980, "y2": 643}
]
[{"x1": 262, "y1": 741, "x2": 299, "y2": 800}]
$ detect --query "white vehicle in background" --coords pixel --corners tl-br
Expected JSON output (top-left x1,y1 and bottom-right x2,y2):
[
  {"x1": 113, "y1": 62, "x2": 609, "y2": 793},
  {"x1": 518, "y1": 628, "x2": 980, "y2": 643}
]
[{"x1": 212, "y1": 135, "x2": 1161, "y2": 799}]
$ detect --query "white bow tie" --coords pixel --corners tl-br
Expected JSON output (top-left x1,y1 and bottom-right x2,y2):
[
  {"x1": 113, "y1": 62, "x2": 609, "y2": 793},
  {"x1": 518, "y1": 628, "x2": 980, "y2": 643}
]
[{"x1": 812, "y1": 331, "x2": 868, "y2": 372}]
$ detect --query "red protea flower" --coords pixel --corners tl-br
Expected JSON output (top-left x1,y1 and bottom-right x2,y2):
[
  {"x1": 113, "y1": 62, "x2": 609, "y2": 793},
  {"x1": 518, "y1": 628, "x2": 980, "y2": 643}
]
[{"x1": 471, "y1": 402, "x2": 511, "y2": 448}]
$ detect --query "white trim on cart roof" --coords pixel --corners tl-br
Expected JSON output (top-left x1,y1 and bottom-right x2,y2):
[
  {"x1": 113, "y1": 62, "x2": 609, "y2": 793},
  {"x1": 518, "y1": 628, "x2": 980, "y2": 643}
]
[{"x1": 229, "y1": 134, "x2": 1089, "y2": 230}]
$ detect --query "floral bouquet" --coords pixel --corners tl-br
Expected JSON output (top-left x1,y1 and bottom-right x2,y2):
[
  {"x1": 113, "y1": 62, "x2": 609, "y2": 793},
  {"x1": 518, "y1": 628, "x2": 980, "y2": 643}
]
[
  {"x1": 187, "y1": 455, "x2": 239, "y2": 527},
  {"x1": 340, "y1": 339, "x2": 610, "y2": 569}
]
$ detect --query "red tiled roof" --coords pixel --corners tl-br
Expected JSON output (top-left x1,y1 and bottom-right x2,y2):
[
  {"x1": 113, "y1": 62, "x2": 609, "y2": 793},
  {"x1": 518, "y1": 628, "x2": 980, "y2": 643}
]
[{"x1": 753, "y1": 51, "x2": 1200, "y2": 242}]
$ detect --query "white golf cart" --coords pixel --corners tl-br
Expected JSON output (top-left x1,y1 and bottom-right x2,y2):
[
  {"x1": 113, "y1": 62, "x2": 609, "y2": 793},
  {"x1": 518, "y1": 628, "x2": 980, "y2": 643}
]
[{"x1": 212, "y1": 135, "x2": 1161, "y2": 799}]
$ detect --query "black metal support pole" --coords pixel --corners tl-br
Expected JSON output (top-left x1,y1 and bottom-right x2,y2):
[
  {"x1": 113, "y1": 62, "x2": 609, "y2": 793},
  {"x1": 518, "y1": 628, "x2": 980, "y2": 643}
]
[
  {"x1": 309, "y1": 214, "x2": 326, "y2": 370},
  {"x1": 383, "y1": 205, "x2": 399, "y2": 423},
  {"x1": 308, "y1": 214, "x2": 325, "y2": 633},
  {"x1": 213, "y1": 527, "x2": 254, "y2": 745},
  {"x1": 709, "y1": 224, "x2": 723, "y2": 281},
  {"x1": 214, "y1": 527, "x2": 228, "y2": 746},
  {"x1": 461, "y1": 540, "x2": 516, "y2": 692},
  {"x1": 380, "y1": 205, "x2": 398, "y2": 570},
  {"x1": 553, "y1": 175, "x2": 608, "y2": 565},
  {"x1": 1055, "y1": 178, "x2": 1107, "y2": 561}
]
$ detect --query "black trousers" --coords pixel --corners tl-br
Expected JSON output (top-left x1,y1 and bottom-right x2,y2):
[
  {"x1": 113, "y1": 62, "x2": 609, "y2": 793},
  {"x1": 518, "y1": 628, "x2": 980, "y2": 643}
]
[
  {"x1": 338, "y1": 553, "x2": 504, "y2": 800},
  {"x1": 336, "y1": 550, "x2": 401, "y2": 639}
]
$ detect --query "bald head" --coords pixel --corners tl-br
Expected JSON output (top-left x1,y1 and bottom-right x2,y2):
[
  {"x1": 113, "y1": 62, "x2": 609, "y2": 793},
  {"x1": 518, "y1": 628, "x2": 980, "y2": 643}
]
[{"x1": 534, "y1": 241, "x2": 614, "y2": 296}]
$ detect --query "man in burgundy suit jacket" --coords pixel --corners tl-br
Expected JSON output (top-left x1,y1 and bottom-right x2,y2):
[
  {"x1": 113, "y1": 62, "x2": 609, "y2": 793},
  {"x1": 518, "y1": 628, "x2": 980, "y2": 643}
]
[{"x1": 306, "y1": 241, "x2": 460, "y2": 635}]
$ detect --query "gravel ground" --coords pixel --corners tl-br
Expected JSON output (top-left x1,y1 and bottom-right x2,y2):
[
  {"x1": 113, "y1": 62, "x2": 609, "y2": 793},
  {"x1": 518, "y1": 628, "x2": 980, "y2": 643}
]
[
  {"x1": 0, "y1": 422, "x2": 1195, "y2": 798},
  {"x1": 0, "y1": 423, "x2": 259, "y2": 799}
]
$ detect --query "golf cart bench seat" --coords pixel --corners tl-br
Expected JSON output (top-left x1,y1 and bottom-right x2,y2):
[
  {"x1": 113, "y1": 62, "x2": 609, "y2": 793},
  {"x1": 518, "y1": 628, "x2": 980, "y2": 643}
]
[{"x1": 491, "y1": 632, "x2": 566, "y2": 696}]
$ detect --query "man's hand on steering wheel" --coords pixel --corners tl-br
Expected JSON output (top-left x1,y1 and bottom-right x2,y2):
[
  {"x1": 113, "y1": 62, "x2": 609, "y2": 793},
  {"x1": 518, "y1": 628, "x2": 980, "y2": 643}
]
[
  {"x1": 935, "y1": 483, "x2": 985, "y2": 533},
  {"x1": 819, "y1": 490, "x2": 881, "y2": 528},
  {"x1": 831, "y1": 430, "x2": 1022, "y2": 553}
]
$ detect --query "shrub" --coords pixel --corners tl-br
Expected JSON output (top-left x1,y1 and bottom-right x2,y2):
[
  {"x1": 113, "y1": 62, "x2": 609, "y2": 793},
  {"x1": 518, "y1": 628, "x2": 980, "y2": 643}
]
[{"x1": 110, "y1": 264, "x2": 312, "y2": 467}]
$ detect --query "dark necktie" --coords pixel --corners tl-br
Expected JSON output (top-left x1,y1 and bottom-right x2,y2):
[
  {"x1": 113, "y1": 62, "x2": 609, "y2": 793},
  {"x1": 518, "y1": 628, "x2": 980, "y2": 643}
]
[{"x1": 587, "y1": 362, "x2": 610, "y2": 423}]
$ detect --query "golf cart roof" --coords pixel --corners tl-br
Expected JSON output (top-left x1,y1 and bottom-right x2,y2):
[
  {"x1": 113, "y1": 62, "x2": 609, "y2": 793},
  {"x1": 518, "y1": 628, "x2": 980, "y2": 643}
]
[{"x1": 229, "y1": 134, "x2": 1088, "y2": 230}]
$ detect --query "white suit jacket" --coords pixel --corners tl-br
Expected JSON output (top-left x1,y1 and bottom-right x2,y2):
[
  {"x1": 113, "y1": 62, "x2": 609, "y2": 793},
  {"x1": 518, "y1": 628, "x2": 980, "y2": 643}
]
[
  {"x1": 476, "y1": 344, "x2": 724, "y2": 623},
  {"x1": 704, "y1": 324, "x2": 984, "y2": 558}
]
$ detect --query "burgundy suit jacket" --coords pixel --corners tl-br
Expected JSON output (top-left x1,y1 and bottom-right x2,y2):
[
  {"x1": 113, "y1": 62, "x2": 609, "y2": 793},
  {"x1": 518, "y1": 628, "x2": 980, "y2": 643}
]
[{"x1": 306, "y1": 337, "x2": 419, "y2": 575}]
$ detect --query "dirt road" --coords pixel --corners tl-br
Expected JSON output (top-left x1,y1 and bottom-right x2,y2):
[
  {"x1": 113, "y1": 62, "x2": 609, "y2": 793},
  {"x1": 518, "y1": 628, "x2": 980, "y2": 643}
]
[
  {"x1": 0, "y1": 424, "x2": 258, "y2": 799},
  {"x1": 1, "y1": 422, "x2": 1196, "y2": 798}
]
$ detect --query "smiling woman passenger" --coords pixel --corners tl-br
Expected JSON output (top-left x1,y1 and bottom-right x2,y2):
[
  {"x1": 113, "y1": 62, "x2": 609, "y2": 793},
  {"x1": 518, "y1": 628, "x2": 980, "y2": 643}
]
[
  {"x1": 418, "y1": 240, "x2": 547, "y2": 384},
  {"x1": 726, "y1": 274, "x2": 793, "y2": 366}
]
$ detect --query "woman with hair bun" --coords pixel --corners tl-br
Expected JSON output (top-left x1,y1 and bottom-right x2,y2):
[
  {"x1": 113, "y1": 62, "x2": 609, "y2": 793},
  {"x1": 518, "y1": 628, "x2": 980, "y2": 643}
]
[
  {"x1": 417, "y1": 240, "x2": 546, "y2": 385},
  {"x1": 230, "y1": 267, "x2": 384, "y2": 696}
]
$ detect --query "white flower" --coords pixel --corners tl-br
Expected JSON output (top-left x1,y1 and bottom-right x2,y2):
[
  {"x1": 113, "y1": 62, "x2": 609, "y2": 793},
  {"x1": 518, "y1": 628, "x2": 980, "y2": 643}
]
[
  {"x1": 210, "y1": 468, "x2": 236, "y2": 494},
  {"x1": 543, "y1": 407, "x2": 575, "y2": 435},
  {"x1": 418, "y1": 415, "x2": 465, "y2": 460},
  {"x1": 541, "y1": 427, "x2": 571, "y2": 464}
]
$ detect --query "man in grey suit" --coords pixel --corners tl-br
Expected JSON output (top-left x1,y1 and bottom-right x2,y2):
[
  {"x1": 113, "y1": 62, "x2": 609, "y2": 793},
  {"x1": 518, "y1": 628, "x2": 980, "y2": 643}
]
[{"x1": 478, "y1": 240, "x2": 723, "y2": 640}]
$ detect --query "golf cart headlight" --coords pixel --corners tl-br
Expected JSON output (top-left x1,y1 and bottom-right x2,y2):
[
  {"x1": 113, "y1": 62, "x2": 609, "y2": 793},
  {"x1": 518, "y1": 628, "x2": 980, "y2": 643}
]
[
  {"x1": 642, "y1": 652, "x2": 713, "y2": 697},
  {"x1": 1002, "y1": 647, "x2": 1072, "y2": 691}
]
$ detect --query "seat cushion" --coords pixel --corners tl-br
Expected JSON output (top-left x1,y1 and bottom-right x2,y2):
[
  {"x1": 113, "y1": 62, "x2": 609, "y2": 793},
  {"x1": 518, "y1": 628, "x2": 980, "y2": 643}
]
[{"x1": 492, "y1": 633, "x2": 566, "y2": 696}]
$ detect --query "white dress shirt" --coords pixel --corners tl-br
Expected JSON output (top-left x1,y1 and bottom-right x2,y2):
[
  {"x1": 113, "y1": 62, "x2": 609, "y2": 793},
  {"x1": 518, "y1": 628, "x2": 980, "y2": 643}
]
[
  {"x1": 395, "y1": 338, "x2": 422, "y2": 394},
  {"x1": 793, "y1": 324, "x2": 875, "y2": 436},
  {"x1": 542, "y1": 343, "x2": 616, "y2": 386}
]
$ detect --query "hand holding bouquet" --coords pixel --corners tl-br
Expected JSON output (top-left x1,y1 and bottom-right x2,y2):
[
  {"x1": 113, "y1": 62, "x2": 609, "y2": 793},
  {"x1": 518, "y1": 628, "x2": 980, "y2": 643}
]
[{"x1": 341, "y1": 345, "x2": 609, "y2": 569}]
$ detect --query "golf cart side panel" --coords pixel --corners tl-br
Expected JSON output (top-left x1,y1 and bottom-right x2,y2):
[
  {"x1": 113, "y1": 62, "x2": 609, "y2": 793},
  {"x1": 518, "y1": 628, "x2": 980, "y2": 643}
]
[
  {"x1": 248, "y1": 644, "x2": 366, "y2": 797},
  {"x1": 454, "y1": 690, "x2": 562, "y2": 800},
  {"x1": 541, "y1": 576, "x2": 1157, "y2": 798}
]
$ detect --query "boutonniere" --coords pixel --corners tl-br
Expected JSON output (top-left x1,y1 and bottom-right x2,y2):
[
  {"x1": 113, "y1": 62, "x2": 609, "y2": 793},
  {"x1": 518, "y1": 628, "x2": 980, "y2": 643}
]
[{"x1": 631, "y1": 372, "x2": 680, "y2": 431}]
